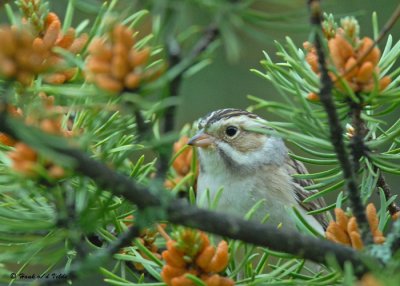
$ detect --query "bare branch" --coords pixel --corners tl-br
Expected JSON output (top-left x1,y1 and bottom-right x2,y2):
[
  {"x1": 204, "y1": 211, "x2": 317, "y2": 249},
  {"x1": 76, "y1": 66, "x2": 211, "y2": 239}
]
[
  {"x1": 163, "y1": 24, "x2": 219, "y2": 134},
  {"x1": 307, "y1": 0, "x2": 371, "y2": 243},
  {"x1": 377, "y1": 172, "x2": 400, "y2": 215},
  {"x1": 158, "y1": 25, "x2": 219, "y2": 175},
  {"x1": 349, "y1": 101, "x2": 368, "y2": 172},
  {"x1": 349, "y1": 105, "x2": 399, "y2": 216}
]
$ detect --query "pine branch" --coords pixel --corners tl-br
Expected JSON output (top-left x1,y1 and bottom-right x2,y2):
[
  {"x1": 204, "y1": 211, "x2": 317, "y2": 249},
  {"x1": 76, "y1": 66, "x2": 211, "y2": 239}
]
[
  {"x1": 133, "y1": 108, "x2": 148, "y2": 137},
  {"x1": 0, "y1": 113, "x2": 375, "y2": 279},
  {"x1": 347, "y1": 3, "x2": 400, "y2": 216},
  {"x1": 157, "y1": 24, "x2": 219, "y2": 175},
  {"x1": 349, "y1": 101, "x2": 368, "y2": 172},
  {"x1": 307, "y1": 0, "x2": 371, "y2": 243},
  {"x1": 377, "y1": 172, "x2": 400, "y2": 215},
  {"x1": 349, "y1": 103, "x2": 399, "y2": 216},
  {"x1": 163, "y1": 36, "x2": 182, "y2": 134},
  {"x1": 163, "y1": 24, "x2": 219, "y2": 134}
]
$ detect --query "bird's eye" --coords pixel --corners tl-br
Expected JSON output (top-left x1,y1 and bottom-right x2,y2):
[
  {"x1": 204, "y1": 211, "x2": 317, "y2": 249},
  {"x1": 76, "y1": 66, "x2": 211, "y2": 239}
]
[{"x1": 225, "y1": 126, "x2": 238, "y2": 137}]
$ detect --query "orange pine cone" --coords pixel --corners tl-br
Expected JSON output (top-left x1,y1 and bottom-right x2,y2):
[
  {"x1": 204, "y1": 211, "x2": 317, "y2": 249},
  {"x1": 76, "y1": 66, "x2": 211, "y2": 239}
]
[
  {"x1": 379, "y1": 76, "x2": 391, "y2": 91},
  {"x1": 199, "y1": 232, "x2": 210, "y2": 251},
  {"x1": 349, "y1": 230, "x2": 363, "y2": 250},
  {"x1": 1, "y1": 9, "x2": 87, "y2": 86},
  {"x1": 366, "y1": 204, "x2": 379, "y2": 233},
  {"x1": 325, "y1": 231, "x2": 339, "y2": 243},
  {"x1": 356, "y1": 61, "x2": 374, "y2": 84},
  {"x1": 343, "y1": 57, "x2": 358, "y2": 80},
  {"x1": 196, "y1": 245, "x2": 216, "y2": 270},
  {"x1": 328, "y1": 34, "x2": 354, "y2": 69},
  {"x1": 88, "y1": 39, "x2": 113, "y2": 59},
  {"x1": 206, "y1": 241, "x2": 229, "y2": 273},
  {"x1": 161, "y1": 230, "x2": 232, "y2": 286},
  {"x1": 166, "y1": 240, "x2": 185, "y2": 256},
  {"x1": 68, "y1": 33, "x2": 88, "y2": 54},
  {"x1": 219, "y1": 277, "x2": 235, "y2": 286},
  {"x1": 87, "y1": 59, "x2": 111, "y2": 73},
  {"x1": 45, "y1": 12, "x2": 61, "y2": 29},
  {"x1": 304, "y1": 19, "x2": 390, "y2": 95},
  {"x1": 358, "y1": 37, "x2": 380, "y2": 66},
  {"x1": 204, "y1": 274, "x2": 223, "y2": 286},
  {"x1": 47, "y1": 165, "x2": 65, "y2": 179},
  {"x1": 326, "y1": 204, "x2": 387, "y2": 250},
  {"x1": 129, "y1": 48, "x2": 150, "y2": 67},
  {"x1": 95, "y1": 74, "x2": 124, "y2": 93},
  {"x1": 328, "y1": 37, "x2": 345, "y2": 69},
  {"x1": 357, "y1": 274, "x2": 383, "y2": 286},
  {"x1": 0, "y1": 58, "x2": 17, "y2": 77},
  {"x1": 9, "y1": 143, "x2": 38, "y2": 176},
  {"x1": 306, "y1": 92, "x2": 319, "y2": 101},
  {"x1": 43, "y1": 73, "x2": 67, "y2": 84},
  {"x1": 12, "y1": 143, "x2": 37, "y2": 161},
  {"x1": 62, "y1": 68, "x2": 78, "y2": 81},
  {"x1": 326, "y1": 221, "x2": 351, "y2": 246},
  {"x1": 85, "y1": 24, "x2": 160, "y2": 93},
  {"x1": 202, "y1": 274, "x2": 235, "y2": 286},
  {"x1": 171, "y1": 276, "x2": 195, "y2": 286},
  {"x1": 347, "y1": 216, "x2": 358, "y2": 233},
  {"x1": 124, "y1": 73, "x2": 141, "y2": 90},
  {"x1": 305, "y1": 52, "x2": 319, "y2": 73},
  {"x1": 40, "y1": 118, "x2": 62, "y2": 134},
  {"x1": 161, "y1": 265, "x2": 186, "y2": 285},
  {"x1": 172, "y1": 136, "x2": 193, "y2": 176},
  {"x1": 335, "y1": 34, "x2": 354, "y2": 60},
  {"x1": 32, "y1": 37, "x2": 47, "y2": 53},
  {"x1": 0, "y1": 133, "x2": 16, "y2": 146},
  {"x1": 57, "y1": 28, "x2": 76, "y2": 49},
  {"x1": 162, "y1": 248, "x2": 186, "y2": 268},
  {"x1": 347, "y1": 217, "x2": 364, "y2": 250},
  {"x1": 43, "y1": 20, "x2": 61, "y2": 48},
  {"x1": 334, "y1": 208, "x2": 349, "y2": 232},
  {"x1": 16, "y1": 71, "x2": 34, "y2": 86},
  {"x1": 366, "y1": 204, "x2": 385, "y2": 244}
]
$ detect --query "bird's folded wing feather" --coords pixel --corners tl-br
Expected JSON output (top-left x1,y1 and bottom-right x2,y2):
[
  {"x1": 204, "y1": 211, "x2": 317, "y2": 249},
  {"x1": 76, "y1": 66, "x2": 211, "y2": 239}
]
[{"x1": 285, "y1": 156, "x2": 329, "y2": 230}]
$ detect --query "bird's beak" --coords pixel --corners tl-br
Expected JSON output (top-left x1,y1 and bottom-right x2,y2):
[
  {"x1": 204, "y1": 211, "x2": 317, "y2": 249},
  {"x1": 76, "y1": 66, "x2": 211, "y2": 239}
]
[{"x1": 188, "y1": 130, "x2": 214, "y2": 148}]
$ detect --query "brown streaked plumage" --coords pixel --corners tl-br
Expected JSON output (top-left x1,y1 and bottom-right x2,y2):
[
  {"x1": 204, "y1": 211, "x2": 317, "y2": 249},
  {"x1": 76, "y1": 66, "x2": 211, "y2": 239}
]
[
  {"x1": 199, "y1": 108, "x2": 259, "y2": 126},
  {"x1": 285, "y1": 156, "x2": 329, "y2": 229}
]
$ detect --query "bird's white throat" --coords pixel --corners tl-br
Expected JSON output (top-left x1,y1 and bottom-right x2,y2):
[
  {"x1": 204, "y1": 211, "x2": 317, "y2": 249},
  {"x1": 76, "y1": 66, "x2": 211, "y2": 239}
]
[{"x1": 196, "y1": 140, "x2": 324, "y2": 235}]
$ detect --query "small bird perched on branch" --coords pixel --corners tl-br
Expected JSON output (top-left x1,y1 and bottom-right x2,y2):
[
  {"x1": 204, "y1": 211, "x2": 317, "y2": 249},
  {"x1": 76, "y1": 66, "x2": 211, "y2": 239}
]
[{"x1": 188, "y1": 108, "x2": 328, "y2": 235}]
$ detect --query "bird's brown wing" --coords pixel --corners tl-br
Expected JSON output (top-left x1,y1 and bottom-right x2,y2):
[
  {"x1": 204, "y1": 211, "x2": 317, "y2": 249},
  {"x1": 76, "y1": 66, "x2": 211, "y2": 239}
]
[{"x1": 285, "y1": 156, "x2": 329, "y2": 230}]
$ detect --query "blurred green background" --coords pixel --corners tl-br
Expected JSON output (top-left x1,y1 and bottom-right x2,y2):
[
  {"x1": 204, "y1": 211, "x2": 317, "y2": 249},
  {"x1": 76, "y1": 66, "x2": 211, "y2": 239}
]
[{"x1": 174, "y1": 0, "x2": 400, "y2": 124}]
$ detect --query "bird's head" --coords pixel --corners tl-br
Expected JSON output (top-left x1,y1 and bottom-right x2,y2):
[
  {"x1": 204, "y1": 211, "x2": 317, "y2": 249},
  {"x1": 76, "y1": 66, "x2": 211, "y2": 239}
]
[{"x1": 188, "y1": 109, "x2": 287, "y2": 174}]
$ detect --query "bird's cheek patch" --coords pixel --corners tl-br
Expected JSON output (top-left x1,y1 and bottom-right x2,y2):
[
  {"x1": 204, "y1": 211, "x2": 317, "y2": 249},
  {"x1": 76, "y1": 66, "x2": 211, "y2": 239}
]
[{"x1": 234, "y1": 134, "x2": 265, "y2": 153}]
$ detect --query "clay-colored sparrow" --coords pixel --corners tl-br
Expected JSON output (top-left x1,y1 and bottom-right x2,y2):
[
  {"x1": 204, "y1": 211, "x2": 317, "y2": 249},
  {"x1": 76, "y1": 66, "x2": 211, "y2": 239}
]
[{"x1": 189, "y1": 108, "x2": 328, "y2": 235}]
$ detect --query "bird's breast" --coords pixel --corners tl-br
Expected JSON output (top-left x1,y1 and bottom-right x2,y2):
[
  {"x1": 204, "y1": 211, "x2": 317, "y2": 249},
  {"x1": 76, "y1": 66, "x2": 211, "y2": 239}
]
[{"x1": 196, "y1": 168, "x2": 299, "y2": 230}]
